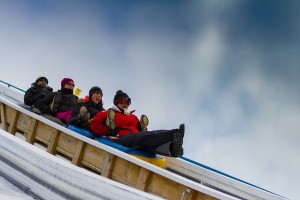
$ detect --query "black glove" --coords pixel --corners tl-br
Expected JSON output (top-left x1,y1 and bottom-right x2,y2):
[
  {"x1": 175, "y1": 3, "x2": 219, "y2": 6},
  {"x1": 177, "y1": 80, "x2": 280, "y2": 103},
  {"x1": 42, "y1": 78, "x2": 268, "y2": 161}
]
[
  {"x1": 47, "y1": 86, "x2": 53, "y2": 92},
  {"x1": 107, "y1": 128, "x2": 119, "y2": 137},
  {"x1": 36, "y1": 93, "x2": 46, "y2": 100}
]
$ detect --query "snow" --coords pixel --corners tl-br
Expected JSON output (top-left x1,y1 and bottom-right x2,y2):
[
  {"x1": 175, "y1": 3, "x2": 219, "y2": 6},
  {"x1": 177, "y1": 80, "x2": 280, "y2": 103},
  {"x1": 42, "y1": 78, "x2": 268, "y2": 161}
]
[
  {"x1": 0, "y1": 177, "x2": 34, "y2": 200},
  {"x1": 0, "y1": 129, "x2": 163, "y2": 200}
]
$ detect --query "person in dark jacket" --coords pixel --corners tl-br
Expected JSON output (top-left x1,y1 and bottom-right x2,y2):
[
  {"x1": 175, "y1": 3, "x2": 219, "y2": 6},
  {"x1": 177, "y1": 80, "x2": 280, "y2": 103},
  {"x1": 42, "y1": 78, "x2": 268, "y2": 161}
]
[
  {"x1": 37, "y1": 78, "x2": 78, "y2": 123},
  {"x1": 24, "y1": 77, "x2": 53, "y2": 107},
  {"x1": 69, "y1": 86, "x2": 105, "y2": 130},
  {"x1": 90, "y1": 90, "x2": 185, "y2": 157}
]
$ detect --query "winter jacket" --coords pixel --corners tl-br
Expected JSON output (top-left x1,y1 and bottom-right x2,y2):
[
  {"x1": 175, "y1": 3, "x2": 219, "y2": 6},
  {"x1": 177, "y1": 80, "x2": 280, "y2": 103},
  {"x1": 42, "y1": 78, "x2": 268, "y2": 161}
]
[
  {"x1": 24, "y1": 83, "x2": 53, "y2": 106},
  {"x1": 36, "y1": 88, "x2": 78, "y2": 116},
  {"x1": 90, "y1": 106, "x2": 139, "y2": 136},
  {"x1": 71, "y1": 98, "x2": 105, "y2": 120}
]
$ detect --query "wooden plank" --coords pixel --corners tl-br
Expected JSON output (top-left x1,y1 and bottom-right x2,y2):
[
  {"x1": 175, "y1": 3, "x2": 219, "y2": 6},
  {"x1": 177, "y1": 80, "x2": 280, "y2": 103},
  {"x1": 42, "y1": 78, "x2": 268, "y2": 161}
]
[
  {"x1": 56, "y1": 133, "x2": 79, "y2": 158},
  {"x1": 136, "y1": 168, "x2": 152, "y2": 191},
  {"x1": 147, "y1": 173, "x2": 186, "y2": 200},
  {"x1": 72, "y1": 141, "x2": 86, "y2": 166},
  {"x1": 35, "y1": 123, "x2": 56, "y2": 145},
  {"x1": 101, "y1": 152, "x2": 116, "y2": 178},
  {"x1": 110, "y1": 157, "x2": 141, "y2": 187},
  {"x1": 16, "y1": 113, "x2": 34, "y2": 133},
  {"x1": 81, "y1": 144, "x2": 107, "y2": 173},
  {"x1": 193, "y1": 191, "x2": 217, "y2": 200},
  {"x1": 8, "y1": 109, "x2": 19, "y2": 135},
  {"x1": 0, "y1": 103, "x2": 8, "y2": 131}
]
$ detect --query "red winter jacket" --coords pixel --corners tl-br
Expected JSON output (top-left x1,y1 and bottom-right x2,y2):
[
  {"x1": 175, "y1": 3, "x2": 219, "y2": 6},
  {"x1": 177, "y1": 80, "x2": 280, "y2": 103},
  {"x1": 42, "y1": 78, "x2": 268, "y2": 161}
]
[{"x1": 90, "y1": 108, "x2": 140, "y2": 137}]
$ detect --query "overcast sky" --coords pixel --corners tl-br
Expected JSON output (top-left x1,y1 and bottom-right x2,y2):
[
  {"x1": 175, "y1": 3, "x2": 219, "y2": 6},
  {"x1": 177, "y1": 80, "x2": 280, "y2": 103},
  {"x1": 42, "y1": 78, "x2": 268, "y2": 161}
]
[{"x1": 1, "y1": 1, "x2": 299, "y2": 199}]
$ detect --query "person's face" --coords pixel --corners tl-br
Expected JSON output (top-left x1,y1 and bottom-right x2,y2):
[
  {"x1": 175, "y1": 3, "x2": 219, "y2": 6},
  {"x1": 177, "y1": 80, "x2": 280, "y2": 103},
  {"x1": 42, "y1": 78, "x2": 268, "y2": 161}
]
[
  {"x1": 37, "y1": 79, "x2": 48, "y2": 86},
  {"x1": 91, "y1": 92, "x2": 102, "y2": 104},
  {"x1": 64, "y1": 81, "x2": 74, "y2": 89},
  {"x1": 117, "y1": 98, "x2": 131, "y2": 110}
]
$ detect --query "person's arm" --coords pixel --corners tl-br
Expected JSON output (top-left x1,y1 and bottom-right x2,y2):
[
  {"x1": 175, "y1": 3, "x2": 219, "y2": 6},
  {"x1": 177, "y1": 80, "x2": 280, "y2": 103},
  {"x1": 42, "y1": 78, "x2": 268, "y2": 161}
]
[
  {"x1": 24, "y1": 88, "x2": 35, "y2": 106},
  {"x1": 36, "y1": 92, "x2": 56, "y2": 115},
  {"x1": 90, "y1": 110, "x2": 109, "y2": 136}
]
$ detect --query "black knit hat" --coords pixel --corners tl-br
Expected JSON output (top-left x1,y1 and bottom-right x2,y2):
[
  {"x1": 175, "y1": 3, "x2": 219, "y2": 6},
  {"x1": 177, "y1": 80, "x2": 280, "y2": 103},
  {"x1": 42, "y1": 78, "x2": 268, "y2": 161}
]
[
  {"x1": 114, "y1": 90, "x2": 129, "y2": 105},
  {"x1": 35, "y1": 77, "x2": 48, "y2": 84},
  {"x1": 89, "y1": 86, "x2": 103, "y2": 99}
]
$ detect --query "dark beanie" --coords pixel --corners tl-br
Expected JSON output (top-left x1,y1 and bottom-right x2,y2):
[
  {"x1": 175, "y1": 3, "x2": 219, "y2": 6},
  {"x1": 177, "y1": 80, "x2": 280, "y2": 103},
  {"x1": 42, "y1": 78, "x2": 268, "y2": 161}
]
[
  {"x1": 114, "y1": 90, "x2": 129, "y2": 105},
  {"x1": 35, "y1": 77, "x2": 48, "y2": 84},
  {"x1": 89, "y1": 86, "x2": 103, "y2": 99},
  {"x1": 61, "y1": 78, "x2": 74, "y2": 88}
]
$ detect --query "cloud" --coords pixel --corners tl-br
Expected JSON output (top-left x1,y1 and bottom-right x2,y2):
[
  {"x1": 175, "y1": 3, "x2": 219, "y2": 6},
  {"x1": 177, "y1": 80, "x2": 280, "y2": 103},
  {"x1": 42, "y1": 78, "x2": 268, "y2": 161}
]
[{"x1": 1, "y1": 1, "x2": 299, "y2": 199}]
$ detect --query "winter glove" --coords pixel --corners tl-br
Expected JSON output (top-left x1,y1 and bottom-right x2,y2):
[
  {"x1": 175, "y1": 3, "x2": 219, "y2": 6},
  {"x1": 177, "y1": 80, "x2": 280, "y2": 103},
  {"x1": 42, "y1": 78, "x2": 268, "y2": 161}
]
[
  {"x1": 46, "y1": 86, "x2": 53, "y2": 92},
  {"x1": 107, "y1": 128, "x2": 119, "y2": 137},
  {"x1": 36, "y1": 93, "x2": 46, "y2": 100}
]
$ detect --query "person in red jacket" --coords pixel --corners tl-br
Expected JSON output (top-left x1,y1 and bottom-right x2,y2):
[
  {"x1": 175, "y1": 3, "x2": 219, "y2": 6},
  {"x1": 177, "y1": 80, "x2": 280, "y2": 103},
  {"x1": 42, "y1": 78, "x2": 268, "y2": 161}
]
[{"x1": 90, "y1": 90, "x2": 185, "y2": 157}]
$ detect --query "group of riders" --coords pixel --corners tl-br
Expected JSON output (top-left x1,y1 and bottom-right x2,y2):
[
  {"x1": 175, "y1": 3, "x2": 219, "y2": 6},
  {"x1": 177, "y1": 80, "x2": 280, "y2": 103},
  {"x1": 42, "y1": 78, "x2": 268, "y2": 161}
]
[{"x1": 24, "y1": 76, "x2": 185, "y2": 157}]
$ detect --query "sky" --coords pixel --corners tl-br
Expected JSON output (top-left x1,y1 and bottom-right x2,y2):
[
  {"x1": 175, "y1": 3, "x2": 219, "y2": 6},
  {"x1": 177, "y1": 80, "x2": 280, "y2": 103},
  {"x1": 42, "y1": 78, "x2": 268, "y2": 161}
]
[{"x1": 0, "y1": 0, "x2": 299, "y2": 199}]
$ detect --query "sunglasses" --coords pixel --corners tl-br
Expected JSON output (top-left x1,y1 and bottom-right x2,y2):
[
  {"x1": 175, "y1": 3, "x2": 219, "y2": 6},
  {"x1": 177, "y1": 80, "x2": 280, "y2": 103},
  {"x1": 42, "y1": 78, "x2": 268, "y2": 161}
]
[
  {"x1": 116, "y1": 98, "x2": 131, "y2": 105},
  {"x1": 66, "y1": 82, "x2": 74, "y2": 87}
]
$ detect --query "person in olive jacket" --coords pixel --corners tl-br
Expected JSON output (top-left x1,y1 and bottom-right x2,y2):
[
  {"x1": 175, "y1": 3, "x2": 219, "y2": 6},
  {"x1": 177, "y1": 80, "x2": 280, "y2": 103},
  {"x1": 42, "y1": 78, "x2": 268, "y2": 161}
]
[
  {"x1": 69, "y1": 86, "x2": 105, "y2": 130},
  {"x1": 37, "y1": 78, "x2": 78, "y2": 123},
  {"x1": 24, "y1": 77, "x2": 53, "y2": 107}
]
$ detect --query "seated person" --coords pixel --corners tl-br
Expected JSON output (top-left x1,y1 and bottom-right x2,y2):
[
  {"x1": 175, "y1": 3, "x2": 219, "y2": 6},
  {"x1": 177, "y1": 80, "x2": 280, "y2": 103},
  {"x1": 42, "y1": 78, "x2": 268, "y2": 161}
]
[
  {"x1": 24, "y1": 76, "x2": 53, "y2": 107},
  {"x1": 69, "y1": 86, "x2": 105, "y2": 130},
  {"x1": 36, "y1": 78, "x2": 78, "y2": 123},
  {"x1": 90, "y1": 90, "x2": 185, "y2": 157}
]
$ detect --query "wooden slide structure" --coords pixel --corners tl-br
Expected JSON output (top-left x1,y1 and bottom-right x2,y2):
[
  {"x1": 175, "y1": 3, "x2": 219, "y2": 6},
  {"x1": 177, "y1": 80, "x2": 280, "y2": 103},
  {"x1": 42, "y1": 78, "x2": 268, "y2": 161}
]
[{"x1": 0, "y1": 81, "x2": 287, "y2": 200}]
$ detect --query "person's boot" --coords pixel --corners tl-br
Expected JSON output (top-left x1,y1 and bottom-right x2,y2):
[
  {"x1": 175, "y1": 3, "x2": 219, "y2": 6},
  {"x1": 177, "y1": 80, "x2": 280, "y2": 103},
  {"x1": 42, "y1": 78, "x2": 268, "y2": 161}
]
[
  {"x1": 67, "y1": 107, "x2": 89, "y2": 127},
  {"x1": 105, "y1": 109, "x2": 117, "y2": 136},
  {"x1": 170, "y1": 132, "x2": 184, "y2": 157},
  {"x1": 139, "y1": 115, "x2": 149, "y2": 132},
  {"x1": 178, "y1": 124, "x2": 185, "y2": 137},
  {"x1": 78, "y1": 106, "x2": 90, "y2": 124}
]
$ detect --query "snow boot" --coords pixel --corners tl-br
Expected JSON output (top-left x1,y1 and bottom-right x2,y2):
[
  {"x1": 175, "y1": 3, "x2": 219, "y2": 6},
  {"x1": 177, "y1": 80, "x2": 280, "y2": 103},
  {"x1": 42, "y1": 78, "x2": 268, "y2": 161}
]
[
  {"x1": 178, "y1": 124, "x2": 185, "y2": 137},
  {"x1": 170, "y1": 132, "x2": 184, "y2": 157},
  {"x1": 139, "y1": 115, "x2": 149, "y2": 132},
  {"x1": 105, "y1": 109, "x2": 118, "y2": 136},
  {"x1": 78, "y1": 106, "x2": 90, "y2": 125}
]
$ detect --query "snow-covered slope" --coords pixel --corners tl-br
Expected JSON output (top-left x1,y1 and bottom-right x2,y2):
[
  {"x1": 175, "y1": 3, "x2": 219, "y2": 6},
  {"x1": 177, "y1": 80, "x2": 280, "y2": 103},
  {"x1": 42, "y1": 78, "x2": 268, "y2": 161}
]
[{"x1": 0, "y1": 129, "x2": 163, "y2": 200}]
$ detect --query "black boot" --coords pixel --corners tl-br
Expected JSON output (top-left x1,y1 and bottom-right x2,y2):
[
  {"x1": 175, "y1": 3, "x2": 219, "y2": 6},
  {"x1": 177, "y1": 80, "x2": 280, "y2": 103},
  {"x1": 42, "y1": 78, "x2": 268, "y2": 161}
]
[
  {"x1": 178, "y1": 124, "x2": 185, "y2": 137},
  {"x1": 170, "y1": 132, "x2": 184, "y2": 157}
]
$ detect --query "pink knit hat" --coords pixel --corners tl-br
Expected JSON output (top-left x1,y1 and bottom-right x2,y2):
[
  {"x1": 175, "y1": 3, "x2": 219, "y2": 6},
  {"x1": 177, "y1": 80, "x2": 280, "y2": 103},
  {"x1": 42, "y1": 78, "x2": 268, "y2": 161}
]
[{"x1": 61, "y1": 78, "x2": 74, "y2": 88}]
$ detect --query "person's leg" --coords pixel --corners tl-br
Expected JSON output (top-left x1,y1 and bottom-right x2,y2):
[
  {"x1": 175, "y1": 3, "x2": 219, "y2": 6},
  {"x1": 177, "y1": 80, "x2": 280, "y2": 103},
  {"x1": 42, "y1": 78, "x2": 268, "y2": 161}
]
[{"x1": 115, "y1": 129, "x2": 184, "y2": 157}]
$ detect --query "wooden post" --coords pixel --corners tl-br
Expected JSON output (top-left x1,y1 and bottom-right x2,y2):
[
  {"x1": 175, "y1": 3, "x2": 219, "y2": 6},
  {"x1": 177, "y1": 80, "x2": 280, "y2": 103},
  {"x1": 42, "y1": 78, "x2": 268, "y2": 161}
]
[
  {"x1": 136, "y1": 168, "x2": 152, "y2": 191},
  {"x1": 101, "y1": 153, "x2": 116, "y2": 178},
  {"x1": 8, "y1": 110, "x2": 19, "y2": 135},
  {"x1": 72, "y1": 141, "x2": 86, "y2": 166},
  {"x1": 0, "y1": 103, "x2": 8, "y2": 131},
  {"x1": 26, "y1": 119, "x2": 39, "y2": 144},
  {"x1": 47, "y1": 129, "x2": 60, "y2": 154}
]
